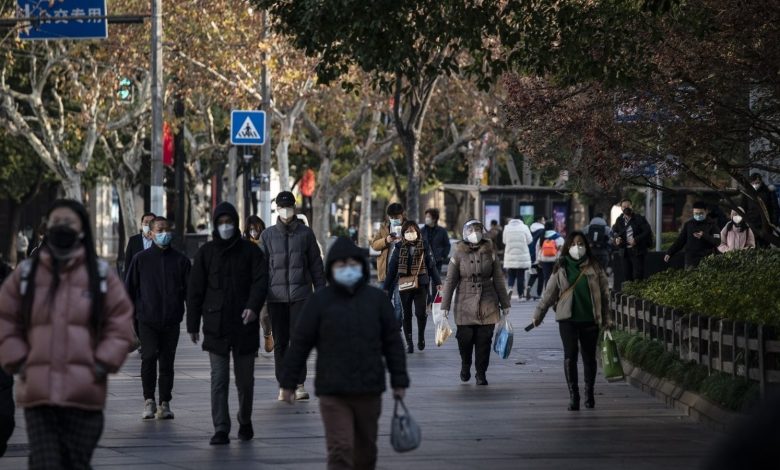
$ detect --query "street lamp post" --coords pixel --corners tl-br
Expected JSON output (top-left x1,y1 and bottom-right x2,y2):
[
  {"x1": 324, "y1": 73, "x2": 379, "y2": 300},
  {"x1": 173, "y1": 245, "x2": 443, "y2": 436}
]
[
  {"x1": 150, "y1": 0, "x2": 164, "y2": 215},
  {"x1": 243, "y1": 147, "x2": 253, "y2": 223}
]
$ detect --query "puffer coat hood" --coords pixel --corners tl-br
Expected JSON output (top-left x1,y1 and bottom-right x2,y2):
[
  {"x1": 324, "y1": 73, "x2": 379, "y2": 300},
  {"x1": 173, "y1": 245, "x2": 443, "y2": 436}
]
[
  {"x1": 325, "y1": 237, "x2": 371, "y2": 287},
  {"x1": 212, "y1": 202, "x2": 240, "y2": 243}
]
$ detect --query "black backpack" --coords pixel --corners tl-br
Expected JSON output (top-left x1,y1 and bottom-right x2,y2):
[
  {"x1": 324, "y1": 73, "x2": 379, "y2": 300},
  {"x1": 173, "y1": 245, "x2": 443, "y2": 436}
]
[{"x1": 587, "y1": 224, "x2": 609, "y2": 250}]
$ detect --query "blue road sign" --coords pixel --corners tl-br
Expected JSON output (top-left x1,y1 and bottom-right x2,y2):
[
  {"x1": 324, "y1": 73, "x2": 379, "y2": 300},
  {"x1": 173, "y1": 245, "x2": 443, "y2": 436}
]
[
  {"x1": 230, "y1": 110, "x2": 266, "y2": 146},
  {"x1": 17, "y1": 0, "x2": 108, "y2": 40}
]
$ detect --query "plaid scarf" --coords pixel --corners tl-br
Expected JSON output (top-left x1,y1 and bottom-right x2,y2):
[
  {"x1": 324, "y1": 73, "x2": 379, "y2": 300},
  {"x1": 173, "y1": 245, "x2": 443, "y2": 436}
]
[{"x1": 398, "y1": 239, "x2": 427, "y2": 276}]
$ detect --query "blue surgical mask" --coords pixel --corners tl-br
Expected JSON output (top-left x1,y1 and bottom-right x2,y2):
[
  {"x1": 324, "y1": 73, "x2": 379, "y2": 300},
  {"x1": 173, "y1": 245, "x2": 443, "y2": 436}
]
[
  {"x1": 218, "y1": 224, "x2": 235, "y2": 240},
  {"x1": 332, "y1": 265, "x2": 363, "y2": 288},
  {"x1": 154, "y1": 232, "x2": 172, "y2": 247},
  {"x1": 390, "y1": 218, "x2": 402, "y2": 227},
  {"x1": 693, "y1": 214, "x2": 706, "y2": 222}
]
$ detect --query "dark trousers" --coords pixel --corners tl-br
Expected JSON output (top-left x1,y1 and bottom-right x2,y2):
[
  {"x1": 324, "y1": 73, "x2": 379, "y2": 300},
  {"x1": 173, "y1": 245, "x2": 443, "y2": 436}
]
[
  {"x1": 269, "y1": 301, "x2": 307, "y2": 385},
  {"x1": 209, "y1": 351, "x2": 255, "y2": 434},
  {"x1": 541, "y1": 262, "x2": 556, "y2": 292},
  {"x1": 527, "y1": 265, "x2": 543, "y2": 297},
  {"x1": 506, "y1": 268, "x2": 526, "y2": 295},
  {"x1": 592, "y1": 250, "x2": 610, "y2": 271},
  {"x1": 319, "y1": 394, "x2": 382, "y2": 470},
  {"x1": 456, "y1": 324, "x2": 494, "y2": 376},
  {"x1": 138, "y1": 322, "x2": 180, "y2": 403},
  {"x1": 558, "y1": 321, "x2": 600, "y2": 391},
  {"x1": 0, "y1": 370, "x2": 14, "y2": 458},
  {"x1": 400, "y1": 287, "x2": 428, "y2": 342},
  {"x1": 25, "y1": 406, "x2": 103, "y2": 470},
  {"x1": 622, "y1": 249, "x2": 646, "y2": 282}
]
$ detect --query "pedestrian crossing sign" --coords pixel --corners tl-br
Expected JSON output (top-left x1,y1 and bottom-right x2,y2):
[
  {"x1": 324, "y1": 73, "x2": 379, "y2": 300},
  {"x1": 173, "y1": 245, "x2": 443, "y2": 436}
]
[{"x1": 230, "y1": 110, "x2": 266, "y2": 145}]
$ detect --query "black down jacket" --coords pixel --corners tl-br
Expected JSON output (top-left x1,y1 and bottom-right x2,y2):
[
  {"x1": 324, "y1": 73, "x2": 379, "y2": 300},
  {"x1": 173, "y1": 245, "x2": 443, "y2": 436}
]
[
  {"x1": 280, "y1": 237, "x2": 409, "y2": 395},
  {"x1": 187, "y1": 202, "x2": 269, "y2": 355},
  {"x1": 261, "y1": 217, "x2": 326, "y2": 303}
]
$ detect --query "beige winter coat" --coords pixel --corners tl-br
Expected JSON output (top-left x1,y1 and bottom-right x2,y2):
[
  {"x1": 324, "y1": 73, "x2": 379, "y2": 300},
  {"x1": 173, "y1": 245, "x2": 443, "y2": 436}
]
[
  {"x1": 533, "y1": 257, "x2": 612, "y2": 327},
  {"x1": 371, "y1": 224, "x2": 394, "y2": 282},
  {"x1": 0, "y1": 248, "x2": 135, "y2": 411},
  {"x1": 441, "y1": 240, "x2": 511, "y2": 326}
]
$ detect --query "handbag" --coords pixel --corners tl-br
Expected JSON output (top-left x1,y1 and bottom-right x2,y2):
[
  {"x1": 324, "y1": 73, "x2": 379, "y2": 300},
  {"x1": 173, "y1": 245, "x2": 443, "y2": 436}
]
[
  {"x1": 390, "y1": 397, "x2": 421, "y2": 453},
  {"x1": 601, "y1": 330, "x2": 625, "y2": 382},
  {"x1": 398, "y1": 251, "x2": 424, "y2": 292}
]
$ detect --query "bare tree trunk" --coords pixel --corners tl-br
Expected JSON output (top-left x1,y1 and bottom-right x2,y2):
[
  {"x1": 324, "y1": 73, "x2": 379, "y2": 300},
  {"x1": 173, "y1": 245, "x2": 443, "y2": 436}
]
[
  {"x1": 402, "y1": 133, "x2": 422, "y2": 221},
  {"x1": 116, "y1": 179, "x2": 138, "y2": 247},
  {"x1": 61, "y1": 176, "x2": 83, "y2": 201},
  {"x1": 276, "y1": 116, "x2": 295, "y2": 191},
  {"x1": 226, "y1": 147, "x2": 238, "y2": 206},
  {"x1": 359, "y1": 168, "x2": 372, "y2": 247},
  {"x1": 312, "y1": 157, "x2": 333, "y2": 247}
]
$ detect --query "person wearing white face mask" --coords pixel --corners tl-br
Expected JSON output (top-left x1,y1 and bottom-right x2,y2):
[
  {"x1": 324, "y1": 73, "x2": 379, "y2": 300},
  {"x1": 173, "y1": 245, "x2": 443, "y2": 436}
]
[
  {"x1": 664, "y1": 201, "x2": 721, "y2": 269},
  {"x1": 532, "y1": 231, "x2": 612, "y2": 411},
  {"x1": 187, "y1": 202, "x2": 269, "y2": 445},
  {"x1": 718, "y1": 208, "x2": 756, "y2": 253},
  {"x1": 261, "y1": 191, "x2": 326, "y2": 402},
  {"x1": 440, "y1": 220, "x2": 511, "y2": 386},
  {"x1": 384, "y1": 221, "x2": 441, "y2": 354}
]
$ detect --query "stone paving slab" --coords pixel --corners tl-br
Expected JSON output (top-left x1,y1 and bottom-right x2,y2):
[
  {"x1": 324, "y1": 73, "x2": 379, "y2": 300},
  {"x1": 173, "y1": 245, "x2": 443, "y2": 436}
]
[{"x1": 0, "y1": 301, "x2": 720, "y2": 469}]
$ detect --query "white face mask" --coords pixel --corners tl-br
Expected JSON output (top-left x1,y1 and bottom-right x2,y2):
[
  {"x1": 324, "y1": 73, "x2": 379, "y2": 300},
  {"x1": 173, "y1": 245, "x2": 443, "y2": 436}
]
[
  {"x1": 424, "y1": 217, "x2": 434, "y2": 226},
  {"x1": 752, "y1": 183, "x2": 761, "y2": 190},
  {"x1": 404, "y1": 231, "x2": 418, "y2": 242},
  {"x1": 218, "y1": 224, "x2": 235, "y2": 240},
  {"x1": 467, "y1": 232, "x2": 482, "y2": 244},
  {"x1": 732, "y1": 215, "x2": 743, "y2": 225},
  {"x1": 142, "y1": 224, "x2": 151, "y2": 235},
  {"x1": 278, "y1": 207, "x2": 294, "y2": 220},
  {"x1": 568, "y1": 245, "x2": 587, "y2": 260},
  {"x1": 249, "y1": 229, "x2": 259, "y2": 239}
]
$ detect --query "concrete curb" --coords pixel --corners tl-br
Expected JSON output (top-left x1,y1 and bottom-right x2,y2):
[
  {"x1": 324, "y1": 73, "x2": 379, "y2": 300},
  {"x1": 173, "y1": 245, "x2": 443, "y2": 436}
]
[{"x1": 621, "y1": 359, "x2": 742, "y2": 431}]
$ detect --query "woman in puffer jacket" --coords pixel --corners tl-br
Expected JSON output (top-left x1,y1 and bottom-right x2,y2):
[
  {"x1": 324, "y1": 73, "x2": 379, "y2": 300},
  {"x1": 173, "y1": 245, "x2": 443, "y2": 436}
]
[
  {"x1": 718, "y1": 208, "x2": 756, "y2": 253},
  {"x1": 440, "y1": 220, "x2": 511, "y2": 386},
  {"x1": 502, "y1": 219, "x2": 533, "y2": 300},
  {"x1": 0, "y1": 199, "x2": 135, "y2": 469},
  {"x1": 532, "y1": 231, "x2": 612, "y2": 411}
]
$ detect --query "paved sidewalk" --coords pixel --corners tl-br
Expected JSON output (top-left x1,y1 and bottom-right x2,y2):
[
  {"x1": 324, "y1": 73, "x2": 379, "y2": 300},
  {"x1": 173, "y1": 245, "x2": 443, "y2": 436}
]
[{"x1": 1, "y1": 301, "x2": 720, "y2": 469}]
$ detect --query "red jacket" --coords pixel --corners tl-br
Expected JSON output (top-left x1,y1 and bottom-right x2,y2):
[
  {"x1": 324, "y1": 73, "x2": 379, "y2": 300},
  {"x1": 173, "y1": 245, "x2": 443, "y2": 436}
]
[{"x1": 0, "y1": 248, "x2": 134, "y2": 411}]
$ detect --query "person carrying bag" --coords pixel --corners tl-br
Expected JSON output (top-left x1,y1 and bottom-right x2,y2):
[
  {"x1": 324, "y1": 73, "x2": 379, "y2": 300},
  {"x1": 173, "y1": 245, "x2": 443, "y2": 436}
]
[{"x1": 531, "y1": 230, "x2": 613, "y2": 411}]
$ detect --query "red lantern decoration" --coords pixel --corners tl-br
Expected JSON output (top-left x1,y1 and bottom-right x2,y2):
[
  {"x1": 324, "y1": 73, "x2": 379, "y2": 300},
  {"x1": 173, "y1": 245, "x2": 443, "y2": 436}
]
[{"x1": 163, "y1": 122, "x2": 174, "y2": 167}]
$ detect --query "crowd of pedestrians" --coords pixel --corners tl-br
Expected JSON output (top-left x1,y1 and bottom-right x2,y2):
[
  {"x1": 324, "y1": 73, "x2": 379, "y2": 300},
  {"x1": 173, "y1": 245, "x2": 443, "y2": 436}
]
[{"x1": 0, "y1": 189, "x2": 775, "y2": 469}]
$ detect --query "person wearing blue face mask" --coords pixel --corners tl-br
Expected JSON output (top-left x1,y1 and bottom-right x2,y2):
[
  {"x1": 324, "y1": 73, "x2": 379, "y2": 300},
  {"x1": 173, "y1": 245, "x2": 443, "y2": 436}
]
[
  {"x1": 280, "y1": 237, "x2": 408, "y2": 470},
  {"x1": 664, "y1": 201, "x2": 721, "y2": 269},
  {"x1": 125, "y1": 217, "x2": 192, "y2": 421}
]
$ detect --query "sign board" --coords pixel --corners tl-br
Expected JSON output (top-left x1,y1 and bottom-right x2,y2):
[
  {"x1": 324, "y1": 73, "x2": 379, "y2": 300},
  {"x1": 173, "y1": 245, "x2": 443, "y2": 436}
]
[
  {"x1": 17, "y1": 0, "x2": 108, "y2": 40},
  {"x1": 230, "y1": 110, "x2": 266, "y2": 146}
]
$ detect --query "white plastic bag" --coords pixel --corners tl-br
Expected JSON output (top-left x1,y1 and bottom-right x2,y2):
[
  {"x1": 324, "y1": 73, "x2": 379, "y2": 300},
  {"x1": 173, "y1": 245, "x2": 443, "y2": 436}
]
[
  {"x1": 431, "y1": 292, "x2": 444, "y2": 325},
  {"x1": 431, "y1": 292, "x2": 452, "y2": 346}
]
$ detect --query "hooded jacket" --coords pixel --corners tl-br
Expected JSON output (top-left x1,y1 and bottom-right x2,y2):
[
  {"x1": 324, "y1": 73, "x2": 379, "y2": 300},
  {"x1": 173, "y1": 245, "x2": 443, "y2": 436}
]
[
  {"x1": 125, "y1": 244, "x2": 191, "y2": 328},
  {"x1": 584, "y1": 217, "x2": 613, "y2": 252},
  {"x1": 280, "y1": 237, "x2": 409, "y2": 395},
  {"x1": 440, "y1": 239, "x2": 511, "y2": 326},
  {"x1": 261, "y1": 216, "x2": 326, "y2": 303},
  {"x1": 0, "y1": 248, "x2": 134, "y2": 411},
  {"x1": 187, "y1": 202, "x2": 269, "y2": 355},
  {"x1": 529, "y1": 222, "x2": 546, "y2": 264},
  {"x1": 502, "y1": 219, "x2": 533, "y2": 269}
]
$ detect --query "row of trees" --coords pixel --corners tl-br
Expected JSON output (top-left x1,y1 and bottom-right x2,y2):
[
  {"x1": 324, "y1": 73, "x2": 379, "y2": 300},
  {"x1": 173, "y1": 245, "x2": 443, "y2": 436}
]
[{"x1": 0, "y1": 0, "x2": 776, "y2": 254}]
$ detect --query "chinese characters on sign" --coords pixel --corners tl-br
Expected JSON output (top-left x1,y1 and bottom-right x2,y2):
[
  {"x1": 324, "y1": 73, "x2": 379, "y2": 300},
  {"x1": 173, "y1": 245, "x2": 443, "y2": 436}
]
[{"x1": 17, "y1": 0, "x2": 108, "y2": 40}]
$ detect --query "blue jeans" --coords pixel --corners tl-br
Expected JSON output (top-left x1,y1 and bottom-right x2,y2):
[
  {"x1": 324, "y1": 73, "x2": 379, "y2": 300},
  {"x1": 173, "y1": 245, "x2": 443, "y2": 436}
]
[{"x1": 506, "y1": 268, "x2": 527, "y2": 295}]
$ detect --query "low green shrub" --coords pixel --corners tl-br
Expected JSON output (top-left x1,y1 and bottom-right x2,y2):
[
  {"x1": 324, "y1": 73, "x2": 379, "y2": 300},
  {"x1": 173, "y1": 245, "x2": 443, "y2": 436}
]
[
  {"x1": 610, "y1": 331, "x2": 756, "y2": 411},
  {"x1": 622, "y1": 249, "x2": 780, "y2": 327}
]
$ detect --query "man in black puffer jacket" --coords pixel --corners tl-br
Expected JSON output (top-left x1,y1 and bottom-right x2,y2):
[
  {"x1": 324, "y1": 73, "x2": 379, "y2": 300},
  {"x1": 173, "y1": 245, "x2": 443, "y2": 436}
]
[
  {"x1": 262, "y1": 191, "x2": 326, "y2": 401},
  {"x1": 187, "y1": 202, "x2": 268, "y2": 445},
  {"x1": 280, "y1": 237, "x2": 409, "y2": 470}
]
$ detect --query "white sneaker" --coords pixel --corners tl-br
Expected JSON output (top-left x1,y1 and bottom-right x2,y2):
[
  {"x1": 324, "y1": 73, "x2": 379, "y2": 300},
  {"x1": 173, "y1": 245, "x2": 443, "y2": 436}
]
[
  {"x1": 278, "y1": 388, "x2": 286, "y2": 401},
  {"x1": 295, "y1": 384, "x2": 310, "y2": 401},
  {"x1": 156, "y1": 401, "x2": 174, "y2": 420},
  {"x1": 142, "y1": 399, "x2": 156, "y2": 420}
]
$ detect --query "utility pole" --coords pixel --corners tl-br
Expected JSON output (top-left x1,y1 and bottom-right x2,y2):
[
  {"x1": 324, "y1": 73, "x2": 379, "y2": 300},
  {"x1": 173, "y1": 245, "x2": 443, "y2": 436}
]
[
  {"x1": 150, "y1": 0, "x2": 164, "y2": 215},
  {"x1": 243, "y1": 147, "x2": 253, "y2": 223},
  {"x1": 174, "y1": 98, "x2": 185, "y2": 246},
  {"x1": 259, "y1": 9, "x2": 272, "y2": 225}
]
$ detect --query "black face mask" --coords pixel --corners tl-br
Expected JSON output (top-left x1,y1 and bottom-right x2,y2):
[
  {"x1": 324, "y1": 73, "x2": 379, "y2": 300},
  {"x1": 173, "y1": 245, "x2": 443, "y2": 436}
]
[
  {"x1": 623, "y1": 208, "x2": 633, "y2": 217},
  {"x1": 47, "y1": 225, "x2": 81, "y2": 257}
]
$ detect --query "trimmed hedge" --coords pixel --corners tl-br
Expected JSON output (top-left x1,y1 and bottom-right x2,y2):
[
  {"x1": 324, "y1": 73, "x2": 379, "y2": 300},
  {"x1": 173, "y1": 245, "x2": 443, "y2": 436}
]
[
  {"x1": 622, "y1": 249, "x2": 780, "y2": 327},
  {"x1": 612, "y1": 331, "x2": 759, "y2": 411}
]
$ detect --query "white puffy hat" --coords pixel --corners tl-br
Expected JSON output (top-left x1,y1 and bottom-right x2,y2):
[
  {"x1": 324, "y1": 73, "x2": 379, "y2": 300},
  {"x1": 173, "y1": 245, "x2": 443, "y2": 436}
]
[{"x1": 462, "y1": 219, "x2": 485, "y2": 241}]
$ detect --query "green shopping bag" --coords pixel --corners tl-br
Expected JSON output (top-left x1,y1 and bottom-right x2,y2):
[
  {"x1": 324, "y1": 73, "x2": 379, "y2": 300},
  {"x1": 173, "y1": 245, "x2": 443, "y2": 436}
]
[{"x1": 601, "y1": 330, "x2": 625, "y2": 382}]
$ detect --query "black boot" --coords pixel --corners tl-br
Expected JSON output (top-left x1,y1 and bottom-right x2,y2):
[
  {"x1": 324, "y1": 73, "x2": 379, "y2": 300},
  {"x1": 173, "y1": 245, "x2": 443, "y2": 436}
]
[
  {"x1": 417, "y1": 315, "x2": 427, "y2": 351},
  {"x1": 564, "y1": 358, "x2": 580, "y2": 411},
  {"x1": 584, "y1": 382, "x2": 595, "y2": 409},
  {"x1": 475, "y1": 372, "x2": 488, "y2": 386},
  {"x1": 460, "y1": 363, "x2": 471, "y2": 382},
  {"x1": 405, "y1": 333, "x2": 414, "y2": 354}
]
